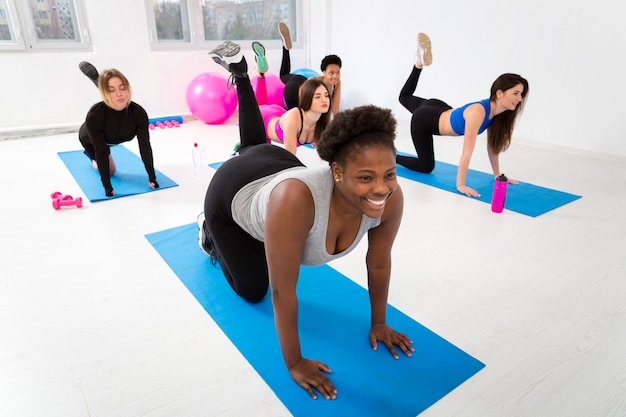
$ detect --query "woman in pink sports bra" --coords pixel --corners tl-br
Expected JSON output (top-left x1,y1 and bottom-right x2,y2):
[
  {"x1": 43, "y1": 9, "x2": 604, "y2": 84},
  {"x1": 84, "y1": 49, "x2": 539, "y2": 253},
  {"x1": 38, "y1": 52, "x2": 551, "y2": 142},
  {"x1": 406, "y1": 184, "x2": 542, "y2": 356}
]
[{"x1": 252, "y1": 42, "x2": 332, "y2": 155}]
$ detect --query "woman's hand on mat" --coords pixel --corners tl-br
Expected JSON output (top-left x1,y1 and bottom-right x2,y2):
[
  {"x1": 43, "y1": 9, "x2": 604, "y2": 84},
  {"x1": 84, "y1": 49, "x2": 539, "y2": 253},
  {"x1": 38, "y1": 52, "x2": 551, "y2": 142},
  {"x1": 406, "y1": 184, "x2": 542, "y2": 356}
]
[
  {"x1": 457, "y1": 184, "x2": 480, "y2": 198},
  {"x1": 507, "y1": 177, "x2": 519, "y2": 185},
  {"x1": 288, "y1": 358, "x2": 337, "y2": 400},
  {"x1": 369, "y1": 323, "x2": 414, "y2": 359}
]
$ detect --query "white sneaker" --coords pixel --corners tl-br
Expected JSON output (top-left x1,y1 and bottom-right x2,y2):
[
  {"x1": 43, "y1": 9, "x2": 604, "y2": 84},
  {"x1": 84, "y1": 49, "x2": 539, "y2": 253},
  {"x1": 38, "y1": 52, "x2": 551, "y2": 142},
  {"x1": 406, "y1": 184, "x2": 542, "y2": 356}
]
[
  {"x1": 197, "y1": 212, "x2": 214, "y2": 258},
  {"x1": 209, "y1": 41, "x2": 247, "y2": 77}
]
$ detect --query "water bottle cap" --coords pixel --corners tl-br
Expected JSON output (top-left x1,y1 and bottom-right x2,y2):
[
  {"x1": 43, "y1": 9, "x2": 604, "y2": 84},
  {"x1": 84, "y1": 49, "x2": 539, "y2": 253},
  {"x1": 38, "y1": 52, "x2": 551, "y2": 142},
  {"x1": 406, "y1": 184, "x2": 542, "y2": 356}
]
[{"x1": 497, "y1": 173, "x2": 507, "y2": 181}]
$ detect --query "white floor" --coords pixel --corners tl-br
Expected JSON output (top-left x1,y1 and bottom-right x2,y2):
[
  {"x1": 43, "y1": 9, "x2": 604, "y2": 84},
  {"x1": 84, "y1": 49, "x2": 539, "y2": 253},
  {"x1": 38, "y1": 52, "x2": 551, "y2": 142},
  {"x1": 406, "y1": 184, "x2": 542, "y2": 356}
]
[{"x1": 1, "y1": 117, "x2": 625, "y2": 417}]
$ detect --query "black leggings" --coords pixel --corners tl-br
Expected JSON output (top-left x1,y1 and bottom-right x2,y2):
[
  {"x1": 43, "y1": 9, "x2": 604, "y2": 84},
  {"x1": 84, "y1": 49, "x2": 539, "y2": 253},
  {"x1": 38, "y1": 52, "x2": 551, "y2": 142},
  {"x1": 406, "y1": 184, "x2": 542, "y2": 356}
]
[
  {"x1": 78, "y1": 123, "x2": 110, "y2": 160},
  {"x1": 203, "y1": 74, "x2": 304, "y2": 302},
  {"x1": 396, "y1": 66, "x2": 451, "y2": 173},
  {"x1": 279, "y1": 47, "x2": 307, "y2": 110}
]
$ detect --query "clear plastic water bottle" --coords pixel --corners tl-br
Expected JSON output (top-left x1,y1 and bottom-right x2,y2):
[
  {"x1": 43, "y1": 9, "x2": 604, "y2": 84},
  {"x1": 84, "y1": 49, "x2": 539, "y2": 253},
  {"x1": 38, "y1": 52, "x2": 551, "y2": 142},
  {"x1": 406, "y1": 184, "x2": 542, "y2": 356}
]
[
  {"x1": 192, "y1": 142, "x2": 203, "y2": 178},
  {"x1": 491, "y1": 173, "x2": 508, "y2": 213}
]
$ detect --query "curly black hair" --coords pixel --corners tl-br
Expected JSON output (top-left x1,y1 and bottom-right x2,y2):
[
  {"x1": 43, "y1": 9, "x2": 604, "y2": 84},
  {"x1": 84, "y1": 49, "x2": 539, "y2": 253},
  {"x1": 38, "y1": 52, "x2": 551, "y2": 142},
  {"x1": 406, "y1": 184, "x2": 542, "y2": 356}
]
[
  {"x1": 320, "y1": 54, "x2": 342, "y2": 71},
  {"x1": 316, "y1": 105, "x2": 396, "y2": 167}
]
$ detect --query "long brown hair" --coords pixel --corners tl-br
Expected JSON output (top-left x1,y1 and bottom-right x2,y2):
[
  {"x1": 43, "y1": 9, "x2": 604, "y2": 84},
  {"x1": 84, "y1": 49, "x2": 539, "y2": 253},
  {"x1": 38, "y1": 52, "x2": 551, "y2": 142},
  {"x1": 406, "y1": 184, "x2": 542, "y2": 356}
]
[
  {"x1": 298, "y1": 78, "x2": 331, "y2": 140},
  {"x1": 487, "y1": 73, "x2": 529, "y2": 154}
]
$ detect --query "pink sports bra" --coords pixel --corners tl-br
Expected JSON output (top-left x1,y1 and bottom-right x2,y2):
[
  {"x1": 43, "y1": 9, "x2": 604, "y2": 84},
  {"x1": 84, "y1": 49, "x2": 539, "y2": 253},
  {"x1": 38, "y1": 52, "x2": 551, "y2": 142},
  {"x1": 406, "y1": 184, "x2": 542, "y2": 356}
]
[{"x1": 276, "y1": 108, "x2": 305, "y2": 146}]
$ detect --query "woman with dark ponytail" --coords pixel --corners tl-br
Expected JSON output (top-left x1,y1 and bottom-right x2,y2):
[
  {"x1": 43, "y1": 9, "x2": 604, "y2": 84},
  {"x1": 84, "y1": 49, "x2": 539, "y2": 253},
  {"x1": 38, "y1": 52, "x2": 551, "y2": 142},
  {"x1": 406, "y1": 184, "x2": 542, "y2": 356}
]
[{"x1": 396, "y1": 33, "x2": 529, "y2": 197}]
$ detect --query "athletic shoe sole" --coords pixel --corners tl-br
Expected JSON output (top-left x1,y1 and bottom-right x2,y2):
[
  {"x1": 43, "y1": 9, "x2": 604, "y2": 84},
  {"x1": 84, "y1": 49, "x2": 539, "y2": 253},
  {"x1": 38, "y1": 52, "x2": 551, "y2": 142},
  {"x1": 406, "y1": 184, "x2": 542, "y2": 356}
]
[
  {"x1": 79, "y1": 61, "x2": 99, "y2": 85},
  {"x1": 418, "y1": 33, "x2": 432, "y2": 66},
  {"x1": 209, "y1": 41, "x2": 243, "y2": 68},
  {"x1": 252, "y1": 41, "x2": 269, "y2": 74},
  {"x1": 278, "y1": 22, "x2": 292, "y2": 50}
]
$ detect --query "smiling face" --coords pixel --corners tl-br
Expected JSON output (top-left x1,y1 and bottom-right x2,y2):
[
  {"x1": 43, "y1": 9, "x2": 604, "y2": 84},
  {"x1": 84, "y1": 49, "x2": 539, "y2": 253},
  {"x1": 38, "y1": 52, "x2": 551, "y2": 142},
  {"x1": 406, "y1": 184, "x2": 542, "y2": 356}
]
[
  {"x1": 322, "y1": 64, "x2": 341, "y2": 87},
  {"x1": 104, "y1": 76, "x2": 130, "y2": 111},
  {"x1": 497, "y1": 82, "x2": 525, "y2": 111},
  {"x1": 332, "y1": 144, "x2": 398, "y2": 218}
]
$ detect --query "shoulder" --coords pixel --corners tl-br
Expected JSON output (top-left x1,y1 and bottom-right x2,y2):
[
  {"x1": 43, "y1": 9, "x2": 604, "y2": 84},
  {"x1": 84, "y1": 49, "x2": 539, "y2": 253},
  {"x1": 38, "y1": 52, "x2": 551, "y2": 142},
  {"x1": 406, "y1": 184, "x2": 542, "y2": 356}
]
[
  {"x1": 463, "y1": 101, "x2": 487, "y2": 120},
  {"x1": 87, "y1": 101, "x2": 107, "y2": 114},
  {"x1": 281, "y1": 107, "x2": 301, "y2": 122},
  {"x1": 268, "y1": 178, "x2": 315, "y2": 222},
  {"x1": 85, "y1": 102, "x2": 108, "y2": 123},
  {"x1": 129, "y1": 102, "x2": 149, "y2": 119}
]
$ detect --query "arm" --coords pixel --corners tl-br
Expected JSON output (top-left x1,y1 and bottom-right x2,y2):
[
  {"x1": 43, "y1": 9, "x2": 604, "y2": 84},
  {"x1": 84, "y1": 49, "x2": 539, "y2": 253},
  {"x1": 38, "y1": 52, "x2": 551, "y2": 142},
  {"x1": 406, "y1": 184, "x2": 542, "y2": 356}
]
[
  {"x1": 264, "y1": 179, "x2": 336, "y2": 400},
  {"x1": 487, "y1": 146, "x2": 500, "y2": 178},
  {"x1": 85, "y1": 108, "x2": 114, "y2": 196},
  {"x1": 133, "y1": 105, "x2": 158, "y2": 187},
  {"x1": 488, "y1": 146, "x2": 519, "y2": 185},
  {"x1": 278, "y1": 109, "x2": 301, "y2": 155},
  {"x1": 330, "y1": 80, "x2": 341, "y2": 116},
  {"x1": 366, "y1": 185, "x2": 414, "y2": 358},
  {"x1": 456, "y1": 104, "x2": 484, "y2": 197}
]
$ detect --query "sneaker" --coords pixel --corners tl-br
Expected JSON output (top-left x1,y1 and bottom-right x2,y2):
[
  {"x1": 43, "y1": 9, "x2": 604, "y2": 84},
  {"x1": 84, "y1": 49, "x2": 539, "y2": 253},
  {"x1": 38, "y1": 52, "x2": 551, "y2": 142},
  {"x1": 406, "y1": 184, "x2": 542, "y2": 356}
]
[
  {"x1": 197, "y1": 212, "x2": 217, "y2": 263},
  {"x1": 417, "y1": 33, "x2": 432, "y2": 66},
  {"x1": 278, "y1": 22, "x2": 292, "y2": 50},
  {"x1": 209, "y1": 40, "x2": 248, "y2": 78},
  {"x1": 252, "y1": 41, "x2": 269, "y2": 74},
  {"x1": 79, "y1": 61, "x2": 99, "y2": 87}
]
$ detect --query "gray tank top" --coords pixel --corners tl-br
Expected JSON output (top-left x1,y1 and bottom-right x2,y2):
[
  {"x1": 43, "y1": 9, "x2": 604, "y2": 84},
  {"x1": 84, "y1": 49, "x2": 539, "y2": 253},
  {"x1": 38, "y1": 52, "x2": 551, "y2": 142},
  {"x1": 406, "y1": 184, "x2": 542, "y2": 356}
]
[{"x1": 232, "y1": 166, "x2": 381, "y2": 266}]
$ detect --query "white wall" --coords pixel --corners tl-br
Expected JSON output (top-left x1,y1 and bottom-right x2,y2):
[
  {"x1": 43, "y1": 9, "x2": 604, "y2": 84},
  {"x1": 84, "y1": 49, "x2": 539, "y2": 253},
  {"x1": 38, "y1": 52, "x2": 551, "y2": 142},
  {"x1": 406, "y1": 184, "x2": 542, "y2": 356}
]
[
  {"x1": 1, "y1": 0, "x2": 625, "y2": 158},
  {"x1": 332, "y1": 0, "x2": 626, "y2": 157}
]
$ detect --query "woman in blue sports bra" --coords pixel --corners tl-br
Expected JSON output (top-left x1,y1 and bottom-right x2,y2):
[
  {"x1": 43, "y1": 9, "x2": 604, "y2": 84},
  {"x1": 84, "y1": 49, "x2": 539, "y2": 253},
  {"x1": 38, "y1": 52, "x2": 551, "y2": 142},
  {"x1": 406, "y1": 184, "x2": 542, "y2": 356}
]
[
  {"x1": 251, "y1": 41, "x2": 332, "y2": 155},
  {"x1": 396, "y1": 33, "x2": 529, "y2": 197}
]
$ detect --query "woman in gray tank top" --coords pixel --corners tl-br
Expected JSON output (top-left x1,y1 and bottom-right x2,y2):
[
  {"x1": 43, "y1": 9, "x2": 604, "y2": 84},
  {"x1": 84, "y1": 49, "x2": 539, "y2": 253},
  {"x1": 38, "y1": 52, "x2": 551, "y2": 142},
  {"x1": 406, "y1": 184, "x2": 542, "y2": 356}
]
[{"x1": 200, "y1": 41, "x2": 414, "y2": 401}]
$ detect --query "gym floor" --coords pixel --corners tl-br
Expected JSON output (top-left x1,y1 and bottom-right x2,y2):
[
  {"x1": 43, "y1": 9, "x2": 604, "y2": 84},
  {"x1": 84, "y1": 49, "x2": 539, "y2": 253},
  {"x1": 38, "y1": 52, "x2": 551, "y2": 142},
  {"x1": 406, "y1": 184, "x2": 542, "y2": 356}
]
[{"x1": 1, "y1": 116, "x2": 625, "y2": 417}]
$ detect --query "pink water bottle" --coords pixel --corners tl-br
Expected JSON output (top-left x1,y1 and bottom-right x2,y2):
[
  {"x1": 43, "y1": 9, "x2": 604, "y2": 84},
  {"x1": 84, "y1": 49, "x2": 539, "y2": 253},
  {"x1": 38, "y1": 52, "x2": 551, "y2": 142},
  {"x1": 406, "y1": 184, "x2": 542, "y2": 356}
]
[{"x1": 491, "y1": 173, "x2": 508, "y2": 213}]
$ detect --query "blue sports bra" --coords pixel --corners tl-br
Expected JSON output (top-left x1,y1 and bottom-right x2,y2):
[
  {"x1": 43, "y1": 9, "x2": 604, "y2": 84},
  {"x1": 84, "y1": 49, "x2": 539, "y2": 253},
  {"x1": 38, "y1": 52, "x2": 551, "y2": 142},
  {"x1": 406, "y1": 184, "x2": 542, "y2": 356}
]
[{"x1": 449, "y1": 99, "x2": 492, "y2": 135}]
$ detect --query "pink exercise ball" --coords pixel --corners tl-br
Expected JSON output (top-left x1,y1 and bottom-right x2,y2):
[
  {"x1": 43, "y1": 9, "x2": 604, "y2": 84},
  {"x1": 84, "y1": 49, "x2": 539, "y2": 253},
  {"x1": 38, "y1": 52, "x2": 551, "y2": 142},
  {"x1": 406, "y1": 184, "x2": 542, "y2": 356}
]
[
  {"x1": 186, "y1": 72, "x2": 238, "y2": 124},
  {"x1": 250, "y1": 73, "x2": 286, "y2": 108}
]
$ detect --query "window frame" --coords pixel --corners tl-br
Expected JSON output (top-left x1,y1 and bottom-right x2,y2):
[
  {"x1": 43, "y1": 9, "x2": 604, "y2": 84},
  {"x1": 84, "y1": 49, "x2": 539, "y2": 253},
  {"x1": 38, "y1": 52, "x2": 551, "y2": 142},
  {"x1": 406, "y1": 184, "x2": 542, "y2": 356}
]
[
  {"x1": 0, "y1": 0, "x2": 91, "y2": 52},
  {"x1": 144, "y1": 0, "x2": 301, "y2": 51},
  {"x1": 0, "y1": 0, "x2": 24, "y2": 50}
]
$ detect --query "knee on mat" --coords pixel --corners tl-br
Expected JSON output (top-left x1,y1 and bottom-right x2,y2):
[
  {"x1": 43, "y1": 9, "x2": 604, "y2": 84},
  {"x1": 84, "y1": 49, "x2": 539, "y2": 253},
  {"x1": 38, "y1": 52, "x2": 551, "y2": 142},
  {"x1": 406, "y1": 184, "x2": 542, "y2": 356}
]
[{"x1": 238, "y1": 286, "x2": 268, "y2": 303}]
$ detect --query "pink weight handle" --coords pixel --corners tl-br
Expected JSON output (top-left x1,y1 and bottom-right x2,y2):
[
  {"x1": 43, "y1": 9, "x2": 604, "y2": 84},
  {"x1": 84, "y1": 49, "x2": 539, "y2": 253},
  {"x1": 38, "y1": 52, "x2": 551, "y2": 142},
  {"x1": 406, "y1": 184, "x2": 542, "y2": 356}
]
[
  {"x1": 52, "y1": 196, "x2": 83, "y2": 210},
  {"x1": 51, "y1": 191, "x2": 74, "y2": 201}
]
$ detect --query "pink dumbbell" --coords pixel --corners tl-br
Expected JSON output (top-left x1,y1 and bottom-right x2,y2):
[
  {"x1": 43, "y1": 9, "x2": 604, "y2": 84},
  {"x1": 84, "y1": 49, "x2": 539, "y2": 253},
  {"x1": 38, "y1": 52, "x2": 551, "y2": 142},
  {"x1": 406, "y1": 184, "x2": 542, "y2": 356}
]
[
  {"x1": 51, "y1": 191, "x2": 74, "y2": 201},
  {"x1": 52, "y1": 196, "x2": 83, "y2": 210},
  {"x1": 149, "y1": 123, "x2": 156, "y2": 130}
]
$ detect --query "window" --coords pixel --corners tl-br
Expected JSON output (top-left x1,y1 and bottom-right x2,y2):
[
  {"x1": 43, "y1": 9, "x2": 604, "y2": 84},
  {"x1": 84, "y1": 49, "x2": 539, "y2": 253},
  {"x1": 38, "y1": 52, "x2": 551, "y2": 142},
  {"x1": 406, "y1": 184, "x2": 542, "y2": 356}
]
[
  {"x1": 0, "y1": 0, "x2": 23, "y2": 49},
  {"x1": 0, "y1": 0, "x2": 91, "y2": 51},
  {"x1": 145, "y1": 0, "x2": 299, "y2": 51}
]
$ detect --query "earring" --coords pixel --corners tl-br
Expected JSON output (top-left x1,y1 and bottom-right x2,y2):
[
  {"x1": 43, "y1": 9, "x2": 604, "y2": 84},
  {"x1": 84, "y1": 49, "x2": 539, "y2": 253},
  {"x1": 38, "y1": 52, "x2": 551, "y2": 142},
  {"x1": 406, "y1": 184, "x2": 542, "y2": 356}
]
[{"x1": 335, "y1": 177, "x2": 339, "y2": 182}]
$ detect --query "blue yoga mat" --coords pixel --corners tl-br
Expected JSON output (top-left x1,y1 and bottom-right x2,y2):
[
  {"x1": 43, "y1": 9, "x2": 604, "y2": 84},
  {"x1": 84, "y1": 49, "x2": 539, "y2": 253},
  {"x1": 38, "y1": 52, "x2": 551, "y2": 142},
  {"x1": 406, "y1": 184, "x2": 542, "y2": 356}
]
[
  {"x1": 396, "y1": 151, "x2": 581, "y2": 217},
  {"x1": 145, "y1": 223, "x2": 485, "y2": 416},
  {"x1": 58, "y1": 145, "x2": 178, "y2": 202}
]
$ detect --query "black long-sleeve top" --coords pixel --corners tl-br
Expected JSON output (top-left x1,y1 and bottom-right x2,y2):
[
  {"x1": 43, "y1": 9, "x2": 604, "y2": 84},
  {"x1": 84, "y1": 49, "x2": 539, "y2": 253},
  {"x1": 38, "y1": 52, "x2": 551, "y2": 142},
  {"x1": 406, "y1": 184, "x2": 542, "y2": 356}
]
[{"x1": 83, "y1": 101, "x2": 156, "y2": 194}]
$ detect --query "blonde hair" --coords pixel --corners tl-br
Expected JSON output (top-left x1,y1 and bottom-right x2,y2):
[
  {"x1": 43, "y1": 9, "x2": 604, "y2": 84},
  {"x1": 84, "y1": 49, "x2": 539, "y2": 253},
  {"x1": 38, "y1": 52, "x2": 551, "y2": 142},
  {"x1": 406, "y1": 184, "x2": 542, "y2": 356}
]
[{"x1": 98, "y1": 68, "x2": 132, "y2": 109}]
